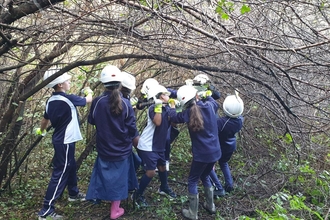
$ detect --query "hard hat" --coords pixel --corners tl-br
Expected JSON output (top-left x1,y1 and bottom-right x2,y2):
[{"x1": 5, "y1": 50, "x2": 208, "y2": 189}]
[
  {"x1": 43, "y1": 68, "x2": 72, "y2": 88},
  {"x1": 121, "y1": 71, "x2": 136, "y2": 90},
  {"x1": 141, "y1": 78, "x2": 159, "y2": 95},
  {"x1": 193, "y1": 74, "x2": 210, "y2": 86},
  {"x1": 147, "y1": 85, "x2": 170, "y2": 100},
  {"x1": 177, "y1": 85, "x2": 198, "y2": 107},
  {"x1": 223, "y1": 94, "x2": 244, "y2": 118},
  {"x1": 99, "y1": 65, "x2": 123, "y2": 84}
]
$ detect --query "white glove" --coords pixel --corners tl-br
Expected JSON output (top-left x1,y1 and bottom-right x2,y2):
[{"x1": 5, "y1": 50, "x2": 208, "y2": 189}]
[
  {"x1": 154, "y1": 98, "x2": 163, "y2": 113},
  {"x1": 154, "y1": 98, "x2": 163, "y2": 105}
]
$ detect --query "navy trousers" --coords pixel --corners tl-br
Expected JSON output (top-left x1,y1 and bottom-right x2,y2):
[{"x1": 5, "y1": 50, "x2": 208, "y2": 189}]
[{"x1": 38, "y1": 143, "x2": 79, "y2": 217}]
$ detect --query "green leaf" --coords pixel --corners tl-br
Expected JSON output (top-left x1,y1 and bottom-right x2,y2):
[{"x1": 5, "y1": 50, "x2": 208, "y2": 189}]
[
  {"x1": 222, "y1": 13, "x2": 229, "y2": 20},
  {"x1": 16, "y1": 116, "x2": 23, "y2": 122},
  {"x1": 215, "y1": 6, "x2": 223, "y2": 14},
  {"x1": 241, "y1": 4, "x2": 250, "y2": 14},
  {"x1": 284, "y1": 133, "x2": 293, "y2": 144}
]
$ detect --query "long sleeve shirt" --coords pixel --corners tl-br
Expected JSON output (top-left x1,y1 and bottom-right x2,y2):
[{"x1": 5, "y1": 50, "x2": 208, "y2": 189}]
[
  {"x1": 169, "y1": 97, "x2": 221, "y2": 163},
  {"x1": 88, "y1": 91, "x2": 138, "y2": 161},
  {"x1": 217, "y1": 116, "x2": 243, "y2": 153}
]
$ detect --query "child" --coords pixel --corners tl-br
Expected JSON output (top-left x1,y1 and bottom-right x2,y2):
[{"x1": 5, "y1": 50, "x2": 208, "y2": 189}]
[
  {"x1": 135, "y1": 78, "x2": 179, "y2": 171},
  {"x1": 168, "y1": 85, "x2": 221, "y2": 220},
  {"x1": 134, "y1": 85, "x2": 177, "y2": 208},
  {"x1": 215, "y1": 93, "x2": 244, "y2": 194},
  {"x1": 36, "y1": 69, "x2": 93, "y2": 220},
  {"x1": 86, "y1": 65, "x2": 139, "y2": 219}
]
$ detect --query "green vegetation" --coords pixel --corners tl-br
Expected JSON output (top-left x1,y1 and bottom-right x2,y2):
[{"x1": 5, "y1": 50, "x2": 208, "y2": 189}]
[{"x1": 1, "y1": 126, "x2": 330, "y2": 219}]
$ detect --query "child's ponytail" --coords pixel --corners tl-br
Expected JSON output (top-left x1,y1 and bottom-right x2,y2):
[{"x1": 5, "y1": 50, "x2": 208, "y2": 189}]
[
  {"x1": 108, "y1": 86, "x2": 123, "y2": 115},
  {"x1": 189, "y1": 101, "x2": 204, "y2": 132}
]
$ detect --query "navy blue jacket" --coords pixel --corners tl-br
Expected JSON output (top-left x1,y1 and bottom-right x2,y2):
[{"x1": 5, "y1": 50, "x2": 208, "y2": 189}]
[
  {"x1": 169, "y1": 97, "x2": 221, "y2": 163},
  {"x1": 217, "y1": 116, "x2": 243, "y2": 153},
  {"x1": 88, "y1": 91, "x2": 138, "y2": 161}
]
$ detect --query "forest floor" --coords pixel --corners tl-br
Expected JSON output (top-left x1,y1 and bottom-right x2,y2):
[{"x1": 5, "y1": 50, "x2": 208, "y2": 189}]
[
  {"x1": 0, "y1": 154, "x2": 260, "y2": 220},
  {"x1": 0, "y1": 133, "x2": 293, "y2": 220}
]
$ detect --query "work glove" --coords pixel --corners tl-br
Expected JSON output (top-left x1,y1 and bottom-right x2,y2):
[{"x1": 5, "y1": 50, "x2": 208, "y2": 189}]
[
  {"x1": 168, "y1": 98, "x2": 180, "y2": 107},
  {"x1": 205, "y1": 90, "x2": 212, "y2": 97},
  {"x1": 35, "y1": 128, "x2": 47, "y2": 137},
  {"x1": 168, "y1": 98, "x2": 176, "y2": 107},
  {"x1": 130, "y1": 97, "x2": 138, "y2": 107},
  {"x1": 82, "y1": 87, "x2": 94, "y2": 96},
  {"x1": 154, "y1": 98, "x2": 163, "y2": 113},
  {"x1": 200, "y1": 90, "x2": 212, "y2": 98}
]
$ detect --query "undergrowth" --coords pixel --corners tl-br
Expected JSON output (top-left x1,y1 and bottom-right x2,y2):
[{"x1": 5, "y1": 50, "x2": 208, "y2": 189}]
[{"x1": 1, "y1": 127, "x2": 330, "y2": 219}]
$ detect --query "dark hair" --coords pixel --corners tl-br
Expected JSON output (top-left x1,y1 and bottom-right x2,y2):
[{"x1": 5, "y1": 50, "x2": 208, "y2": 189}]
[
  {"x1": 155, "y1": 92, "x2": 162, "y2": 99},
  {"x1": 121, "y1": 87, "x2": 131, "y2": 99},
  {"x1": 106, "y1": 84, "x2": 122, "y2": 115},
  {"x1": 188, "y1": 101, "x2": 204, "y2": 132}
]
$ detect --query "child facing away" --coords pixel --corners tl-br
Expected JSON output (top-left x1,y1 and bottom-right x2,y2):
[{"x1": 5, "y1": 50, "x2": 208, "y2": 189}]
[
  {"x1": 133, "y1": 85, "x2": 177, "y2": 208},
  {"x1": 210, "y1": 92, "x2": 244, "y2": 196},
  {"x1": 86, "y1": 65, "x2": 139, "y2": 220},
  {"x1": 36, "y1": 69, "x2": 93, "y2": 220},
  {"x1": 168, "y1": 85, "x2": 221, "y2": 220}
]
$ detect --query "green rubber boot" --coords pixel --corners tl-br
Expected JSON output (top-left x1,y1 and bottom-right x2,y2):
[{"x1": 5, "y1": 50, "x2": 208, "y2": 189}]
[
  {"x1": 203, "y1": 187, "x2": 216, "y2": 214},
  {"x1": 182, "y1": 193, "x2": 199, "y2": 220}
]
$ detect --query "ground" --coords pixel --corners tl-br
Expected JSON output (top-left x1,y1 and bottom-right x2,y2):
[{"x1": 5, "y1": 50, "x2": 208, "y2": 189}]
[{"x1": 0, "y1": 157, "x2": 259, "y2": 220}]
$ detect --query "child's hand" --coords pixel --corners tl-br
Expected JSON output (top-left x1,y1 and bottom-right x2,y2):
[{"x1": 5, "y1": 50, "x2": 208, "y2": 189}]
[
  {"x1": 82, "y1": 87, "x2": 94, "y2": 96},
  {"x1": 35, "y1": 128, "x2": 47, "y2": 136},
  {"x1": 168, "y1": 98, "x2": 176, "y2": 108},
  {"x1": 154, "y1": 99, "x2": 163, "y2": 113},
  {"x1": 199, "y1": 90, "x2": 212, "y2": 98},
  {"x1": 154, "y1": 99, "x2": 163, "y2": 105},
  {"x1": 205, "y1": 90, "x2": 212, "y2": 97}
]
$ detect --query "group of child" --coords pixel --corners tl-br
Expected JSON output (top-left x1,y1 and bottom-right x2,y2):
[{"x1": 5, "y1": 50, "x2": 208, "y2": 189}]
[{"x1": 36, "y1": 65, "x2": 244, "y2": 220}]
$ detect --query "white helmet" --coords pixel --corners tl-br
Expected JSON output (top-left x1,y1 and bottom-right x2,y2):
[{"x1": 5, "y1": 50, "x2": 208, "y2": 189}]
[
  {"x1": 147, "y1": 85, "x2": 170, "y2": 100},
  {"x1": 43, "y1": 68, "x2": 72, "y2": 88},
  {"x1": 99, "y1": 65, "x2": 123, "y2": 84},
  {"x1": 223, "y1": 94, "x2": 244, "y2": 118},
  {"x1": 121, "y1": 71, "x2": 136, "y2": 90},
  {"x1": 193, "y1": 74, "x2": 210, "y2": 86},
  {"x1": 141, "y1": 78, "x2": 159, "y2": 95},
  {"x1": 177, "y1": 85, "x2": 198, "y2": 107}
]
